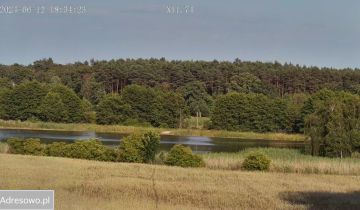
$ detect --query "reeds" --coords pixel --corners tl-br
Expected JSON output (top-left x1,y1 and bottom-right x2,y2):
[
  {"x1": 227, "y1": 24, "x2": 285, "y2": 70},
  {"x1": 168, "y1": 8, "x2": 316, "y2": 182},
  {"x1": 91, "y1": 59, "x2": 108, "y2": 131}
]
[{"x1": 202, "y1": 148, "x2": 360, "y2": 175}]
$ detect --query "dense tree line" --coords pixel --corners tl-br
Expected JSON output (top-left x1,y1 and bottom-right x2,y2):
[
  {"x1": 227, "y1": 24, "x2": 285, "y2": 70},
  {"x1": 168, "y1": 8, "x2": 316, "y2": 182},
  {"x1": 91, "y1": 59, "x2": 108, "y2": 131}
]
[
  {"x1": 0, "y1": 58, "x2": 360, "y2": 144},
  {"x1": 1, "y1": 58, "x2": 360, "y2": 98},
  {"x1": 0, "y1": 81, "x2": 186, "y2": 128},
  {"x1": 211, "y1": 93, "x2": 291, "y2": 132}
]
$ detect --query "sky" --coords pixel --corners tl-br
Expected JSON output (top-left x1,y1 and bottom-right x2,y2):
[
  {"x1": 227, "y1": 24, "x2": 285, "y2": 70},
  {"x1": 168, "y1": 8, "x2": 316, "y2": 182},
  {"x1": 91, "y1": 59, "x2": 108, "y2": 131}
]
[{"x1": 0, "y1": 0, "x2": 359, "y2": 68}]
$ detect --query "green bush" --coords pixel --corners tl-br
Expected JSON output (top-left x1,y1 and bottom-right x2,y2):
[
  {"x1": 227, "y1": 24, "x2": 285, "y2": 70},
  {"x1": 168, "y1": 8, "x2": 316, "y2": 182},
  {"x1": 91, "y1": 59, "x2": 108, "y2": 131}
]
[
  {"x1": 46, "y1": 142, "x2": 68, "y2": 157},
  {"x1": 140, "y1": 131, "x2": 161, "y2": 163},
  {"x1": 118, "y1": 137, "x2": 143, "y2": 163},
  {"x1": 7, "y1": 138, "x2": 44, "y2": 155},
  {"x1": 7, "y1": 138, "x2": 116, "y2": 161},
  {"x1": 118, "y1": 131, "x2": 160, "y2": 163},
  {"x1": 23, "y1": 139, "x2": 45, "y2": 155},
  {"x1": 64, "y1": 139, "x2": 114, "y2": 161},
  {"x1": 7, "y1": 138, "x2": 25, "y2": 154},
  {"x1": 103, "y1": 147, "x2": 118, "y2": 162},
  {"x1": 242, "y1": 152, "x2": 271, "y2": 171},
  {"x1": 165, "y1": 144, "x2": 204, "y2": 167}
]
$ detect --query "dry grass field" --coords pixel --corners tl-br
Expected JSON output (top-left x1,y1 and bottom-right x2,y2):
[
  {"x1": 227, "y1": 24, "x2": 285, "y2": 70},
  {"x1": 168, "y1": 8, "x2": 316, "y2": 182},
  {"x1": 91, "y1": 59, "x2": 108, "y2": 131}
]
[{"x1": 1, "y1": 154, "x2": 359, "y2": 210}]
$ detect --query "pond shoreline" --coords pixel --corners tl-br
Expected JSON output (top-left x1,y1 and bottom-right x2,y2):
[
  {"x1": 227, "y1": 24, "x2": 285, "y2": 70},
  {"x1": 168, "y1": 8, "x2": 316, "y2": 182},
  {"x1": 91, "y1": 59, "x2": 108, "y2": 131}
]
[
  {"x1": 0, "y1": 128, "x2": 305, "y2": 153},
  {"x1": 0, "y1": 120, "x2": 305, "y2": 142}
]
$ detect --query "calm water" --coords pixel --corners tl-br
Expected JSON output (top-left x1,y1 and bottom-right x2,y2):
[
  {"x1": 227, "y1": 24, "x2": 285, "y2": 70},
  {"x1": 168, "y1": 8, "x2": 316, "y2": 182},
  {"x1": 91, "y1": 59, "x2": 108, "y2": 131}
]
[{"x1": 0, "y1": 129, "x2": 305, "y2": 153}]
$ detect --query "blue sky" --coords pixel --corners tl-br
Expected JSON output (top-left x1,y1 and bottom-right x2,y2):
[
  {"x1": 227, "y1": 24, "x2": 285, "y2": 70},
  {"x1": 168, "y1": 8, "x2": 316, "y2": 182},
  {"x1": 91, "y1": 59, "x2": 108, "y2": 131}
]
[{"x1": 1, "y1": 0, "x2": 359, "y2": 68}]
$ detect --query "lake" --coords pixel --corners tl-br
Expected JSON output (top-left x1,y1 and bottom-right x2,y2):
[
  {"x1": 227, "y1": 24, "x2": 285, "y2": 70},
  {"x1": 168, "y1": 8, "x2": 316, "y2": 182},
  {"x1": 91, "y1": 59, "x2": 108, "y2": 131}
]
[{"x1": 0, "y1": 128, "x2": 305, "y2": 153}]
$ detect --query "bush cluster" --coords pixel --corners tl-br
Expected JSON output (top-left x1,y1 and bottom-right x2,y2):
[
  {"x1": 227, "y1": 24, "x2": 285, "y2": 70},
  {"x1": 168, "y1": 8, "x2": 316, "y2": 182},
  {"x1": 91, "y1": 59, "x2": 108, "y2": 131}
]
[
  {"x1": 7, "y1": 138, "x2": 45, "y2": 155},
  {"x1": 242, "y1": 152, "x2": 271, "y2": 171},
  {"x1": 118, "y1": 131, "x2": 160, "y2": 163},
  {"x1": 64, "y1": 139, "x2": 116, "y2": 161},
  {"x1": 6, "y1": 131, "x2": 161, "y2": 164},
  {"x1": 164, "y1": 144, "x2": 204, "y2": 167},
  {"x1": 7, "y1": 138, "x2": 116, "y2": 161},
  {"x1": 6, "y1": 133, "x2": 204, "y2": 168}
]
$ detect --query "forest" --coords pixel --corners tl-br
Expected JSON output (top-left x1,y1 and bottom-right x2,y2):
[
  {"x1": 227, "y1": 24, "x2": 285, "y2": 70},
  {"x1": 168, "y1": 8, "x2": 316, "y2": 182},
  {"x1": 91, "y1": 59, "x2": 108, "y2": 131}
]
[{"x1": 1, "y1": 58, "x2": 360, "y2": 157}]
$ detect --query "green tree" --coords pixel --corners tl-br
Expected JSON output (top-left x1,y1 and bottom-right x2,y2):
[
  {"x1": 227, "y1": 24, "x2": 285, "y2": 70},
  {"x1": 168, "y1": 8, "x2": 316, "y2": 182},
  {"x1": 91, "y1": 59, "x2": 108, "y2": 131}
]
[
  {"x1": 5, "y1": 65, "x2": 34, "y2": 84},
  {"x1": 38, "y1": 92, "x2": 68, "y2": 122},
  {"x1": 305, "y1": 90, "x2": 360, "y2": 157},
  {"x1": 0, "y1": 88, "x2": 10, "y2": 119},
  {"x1": 0, "y1": 77, "x2": 13, "y2": 89},
  {"x1": 285, "y1": 93, "x2": 309, "y2": 133},
  {"x1": 4, "y1": 81, "x2": 47, "y2": 120},
  {"x1": 96, "y1": 94, "x2": 133, "y2": 125},
  {"x1": 228, "y1": 72, "x2": 266, "y2": 94},
  {"x1": 152, "y1": 90, "x2": 186, "y2": 128},
  {"x1": 177, "y1": 82, "x2": 213, "y2": 117},
  {"x1": 50, "y1": 84, "x2": 86, "y2": 122},
  {"x1": 299, "y1": 89, "x2": 335, "y2": 133},
  {"x1": 80, "y1": 77, "x2": 106, "y2": 104},
  {"x1": 211, "y1": 92, "x2": 281, "y2": 132},
  {"x1": 81, "y1": 99, "x2": 96, "y2": 123},
  {"x1": 122, "y1": 85, "x2": 156, "y2": 124}
]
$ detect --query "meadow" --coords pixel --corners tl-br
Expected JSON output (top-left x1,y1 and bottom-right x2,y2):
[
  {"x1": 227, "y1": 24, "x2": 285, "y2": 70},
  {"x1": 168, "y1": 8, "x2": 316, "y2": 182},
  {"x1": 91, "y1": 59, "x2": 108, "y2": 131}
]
[{"x1": 1, "y1": 153, "x2": 359, "y2": 210}]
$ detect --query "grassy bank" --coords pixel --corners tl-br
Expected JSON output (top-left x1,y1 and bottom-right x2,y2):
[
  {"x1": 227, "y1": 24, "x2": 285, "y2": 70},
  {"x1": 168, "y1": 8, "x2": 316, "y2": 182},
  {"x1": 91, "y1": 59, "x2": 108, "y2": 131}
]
[
  {"x1": 0, "y1": 120, "x2": 305, "y2": 141},
  {"x1": 1, "y1": 154, "x2": 359, "y2": 210},
  {"x1": 202, "y1": 148, "x2": 360, "y2": 175}
]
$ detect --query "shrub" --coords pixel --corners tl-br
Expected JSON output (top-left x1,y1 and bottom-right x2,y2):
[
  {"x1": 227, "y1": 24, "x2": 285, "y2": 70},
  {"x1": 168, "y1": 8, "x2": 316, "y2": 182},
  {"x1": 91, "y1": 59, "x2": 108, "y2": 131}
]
[
  {"x1": 6, "y1": 138, "x2": 117, "y2": 161},
  {"x1": 165, "y1": 144, "x2": 204, "y2": 167},
  {"x1": 140, "y1": 131, "x2": 160, "y2": 163},
  {"x1": 118, "y1": 137, "x2": 143, "y2": 163},
  {"x1": 7, "y1": 138, "x2": 45, "y2": 155},
  {"x1": 46, "y1": 142, "x2": 68, "y2": 157},
  {"x1": 242, "y1": 152, "x2": 271, "y2": 171},
  {"x1": 7, "y1": 138, "x2": 25, "y2": 154},
  {"x1": 104, "y1": 147, "x2": 118, "y2": 162},
  {"x1": 23, "y1": 139, "x2": 45, "y2": 155},
  {"x1": 64, "y1": 139, "x2": 112, "y2": 161},
  {"x1": 118, "y1": 131, "x2": 160, "y2": 163}
]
